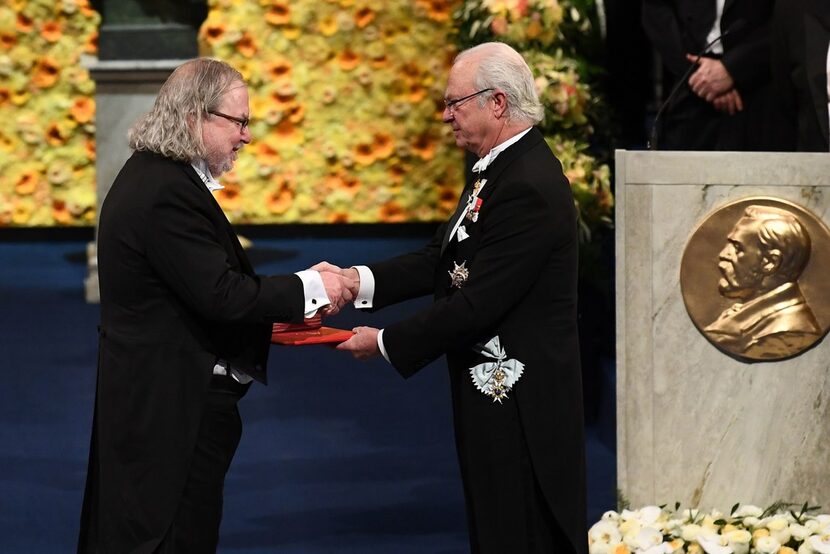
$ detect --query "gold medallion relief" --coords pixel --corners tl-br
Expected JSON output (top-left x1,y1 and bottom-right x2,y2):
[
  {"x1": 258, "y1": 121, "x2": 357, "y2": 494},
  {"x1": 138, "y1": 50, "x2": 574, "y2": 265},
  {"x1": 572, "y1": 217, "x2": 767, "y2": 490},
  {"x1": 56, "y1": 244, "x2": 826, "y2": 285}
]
[{"x1": 680, "y1": 197, "x2": 830, "y2": 362}]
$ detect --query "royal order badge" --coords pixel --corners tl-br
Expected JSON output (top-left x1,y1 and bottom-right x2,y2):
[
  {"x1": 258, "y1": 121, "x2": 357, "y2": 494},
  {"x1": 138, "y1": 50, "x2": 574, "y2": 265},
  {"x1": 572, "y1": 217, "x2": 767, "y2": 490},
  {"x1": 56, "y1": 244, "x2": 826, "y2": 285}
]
[
  {"x1": 448, "y1": 261, "x2": 469, "y2": 288},
  {"x1": 469, "y1": 335, "x2": 525, "y2": 403}
]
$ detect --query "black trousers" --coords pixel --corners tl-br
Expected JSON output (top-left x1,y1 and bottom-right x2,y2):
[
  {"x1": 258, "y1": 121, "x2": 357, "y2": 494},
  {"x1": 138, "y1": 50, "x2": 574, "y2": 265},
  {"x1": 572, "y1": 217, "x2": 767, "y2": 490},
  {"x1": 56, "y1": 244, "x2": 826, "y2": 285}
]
[{"x1": 155, "y1": 375, "x2": 250, "y2": 553}]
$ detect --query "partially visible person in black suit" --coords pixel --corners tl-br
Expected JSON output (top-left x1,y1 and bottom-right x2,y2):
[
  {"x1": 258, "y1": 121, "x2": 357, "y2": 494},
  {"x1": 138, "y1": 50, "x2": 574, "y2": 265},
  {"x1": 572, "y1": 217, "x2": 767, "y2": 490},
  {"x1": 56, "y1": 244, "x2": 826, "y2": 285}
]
[
  {"x1": 642, "y1": 0, "x2": 776, "y2": 150},
  {"x1": 771, "y1": 0, "x2": 830, "y2": 152},
  {"x1": 77, "y1": 58, "x2": 355, "y2": 553},
  {"x1": 316, "y1": 42, "x2": 587, "y2": 554}
]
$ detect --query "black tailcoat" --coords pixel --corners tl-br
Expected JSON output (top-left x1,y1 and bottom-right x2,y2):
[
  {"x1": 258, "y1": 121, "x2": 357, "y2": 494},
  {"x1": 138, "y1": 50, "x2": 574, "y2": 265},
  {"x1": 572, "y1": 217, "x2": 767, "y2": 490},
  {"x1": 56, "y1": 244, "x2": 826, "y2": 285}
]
[
  {"x1": 642, "y1": 0, "x2": 776, "y2": 150},
  {"x1": 771, "y1": 0, "x2": 830, "y2": 151},
  {"x1": 367, "y1": 128, "x2": 587, "y2": 553},
  {"x1": 78, "y1": 151, "x2": 304, "y2": 553}
]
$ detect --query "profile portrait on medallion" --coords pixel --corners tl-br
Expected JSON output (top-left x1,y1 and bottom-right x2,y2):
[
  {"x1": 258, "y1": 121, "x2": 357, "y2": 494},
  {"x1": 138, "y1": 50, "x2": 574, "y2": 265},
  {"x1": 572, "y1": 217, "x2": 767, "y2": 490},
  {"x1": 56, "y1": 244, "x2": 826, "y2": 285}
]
[{"x1": 680, "y1": 197, "x2": 830, "y2": 362}]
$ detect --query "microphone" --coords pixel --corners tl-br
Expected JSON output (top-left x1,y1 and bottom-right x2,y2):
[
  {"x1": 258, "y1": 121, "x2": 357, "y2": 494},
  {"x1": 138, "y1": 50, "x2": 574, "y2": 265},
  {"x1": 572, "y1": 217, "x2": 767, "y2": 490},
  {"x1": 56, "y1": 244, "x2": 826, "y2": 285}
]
[{"x1": 648, "y1": 19, "x2": 747, "y2": 150}]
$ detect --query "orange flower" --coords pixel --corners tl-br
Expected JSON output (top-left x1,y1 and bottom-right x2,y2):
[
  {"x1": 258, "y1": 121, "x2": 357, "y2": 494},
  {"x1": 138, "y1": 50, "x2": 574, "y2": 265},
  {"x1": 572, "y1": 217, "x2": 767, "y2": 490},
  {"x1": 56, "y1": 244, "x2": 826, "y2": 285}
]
[
  {"x1": 328, "y1": 212, "x2": 349, "y2": 223},
  {"x1": 16, "y1": 12, "x2": 34, "y2": 33},
  {"x1": 201, "y1": 20, "x2": 225, "y2": 44},
  {"x1": 15, "y1": 170, "x2": 39, "y2": 196},
  {"x1": 355, "y1": 7, "x2": 375, "y2": 28},
  {"x1": 372, "y1": 133, "x2": 395, "y2": 159},
  {"x1": 490, "y1": 16, "x2": 508, "y2": 35},
  {"x1": 370, "y1": 54, "x2": 388, "y2": 69},
  {"x1": 408, "y1": 82, "x2": 426, "y2": 103},
  {"x1": 85, "y1": 139, "x2": 96, "y2": 161},
  {"x1": 45, "y1": 123, "x2": 67, "y2": 146},
  {"x1": 41, "y1": 21, "x2": 63, "y2": 42},
  {"x1": 236, "y1": 32, "x2": 257, "y2": 58},
  {"x1": 353, "y1": 142, "x2": 375, "y2": 166},
  {"x1": 266, "y1": 179, "x2": 294, "y2": 214},
  {"x1": 265, "y1": 58, "x2": 292, "y2": 82},
  {"x1": 0, "y1": 87, "x2": 10, "y2": 107},
  {"x1": 216, "y1": 183, "x2": 242, "y2": 211},
  {"x1": 387, "y1": 161, "x2": 410, "y2": 184},
  {"x1": 411, "y1": 133, "x2": 437, "y2": 161},
  {"x1": 281, "y1": 23, "x2": 301, "y2": 40},
  {"x1": 12, "y1": 202, "x2": 32, "y2": 225},
  {"x1": 286, "y1": 103, "x2": 305, "y2": 124},
  {"x1": 417, "y1": 0, "x2": 452, "y2": 22},
  {"x1": 337, "y1": 49, "x2": 360, "y2": 71},
  {"x1": 379, "y1": 201, "x2": 407, "y2": 223},
  {"x1": 84, "y1": 31, "x2": 98, "y2": 54},
  {"x1": 274, "y1": 119, "x2": 299, "y2": 142},
  {"x1": 254, "y1": 141, "x2": 281, "y2": 165},
  {"x1": 32, "y1": 57, "x2": 61, "y2": 88},
  {"x1": 70, "y1": 97, "x2": 95, "y2": 123},
  {"x1": 264, "y1": 2, "x2": 290, "y2": 26},
  {"x1": 0, "y1": 33, "x2": 17, "y2": 50},
  {"x1": 438, "y1": 185, "x2": 460, "y2": 213},
  {"x1": 52, "y1": 200, "x2": 72, "y2": 225}
]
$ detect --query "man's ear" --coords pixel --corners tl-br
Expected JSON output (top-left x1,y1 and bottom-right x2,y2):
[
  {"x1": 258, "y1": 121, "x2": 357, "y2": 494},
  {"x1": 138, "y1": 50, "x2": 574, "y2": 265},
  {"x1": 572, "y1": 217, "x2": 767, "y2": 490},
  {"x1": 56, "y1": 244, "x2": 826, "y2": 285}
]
[
  {"x1": 492, "y1": 90, "x2": 508, "y2": 118},
  {"x1": 761, "y1": 249, "x2": 782, "y2": 274}
]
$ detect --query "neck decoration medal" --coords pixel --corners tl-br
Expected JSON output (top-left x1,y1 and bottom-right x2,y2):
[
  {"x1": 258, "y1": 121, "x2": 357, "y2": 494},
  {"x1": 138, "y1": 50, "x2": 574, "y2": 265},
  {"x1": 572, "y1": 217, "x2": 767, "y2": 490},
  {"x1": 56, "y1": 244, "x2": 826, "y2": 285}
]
[{"x1": 448, "y1": 261, "x2": 469, "y2": 288}]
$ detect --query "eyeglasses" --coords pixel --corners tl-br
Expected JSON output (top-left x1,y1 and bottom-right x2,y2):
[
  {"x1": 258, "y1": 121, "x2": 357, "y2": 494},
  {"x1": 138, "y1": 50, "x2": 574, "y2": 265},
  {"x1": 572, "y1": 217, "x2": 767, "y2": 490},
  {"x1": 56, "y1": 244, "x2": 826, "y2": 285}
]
[
  {"x1": 208, "y1": 110, "x2": 250, "y2": 132},
  {"x1": 444, "y1": 88, "x2": 494, "y2": 114}
]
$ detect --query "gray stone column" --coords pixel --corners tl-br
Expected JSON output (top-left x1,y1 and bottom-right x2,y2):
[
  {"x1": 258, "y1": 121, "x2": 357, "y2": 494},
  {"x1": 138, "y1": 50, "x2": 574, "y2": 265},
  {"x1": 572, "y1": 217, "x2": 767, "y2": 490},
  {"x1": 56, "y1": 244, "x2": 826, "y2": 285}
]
[{"x1": 84, "y1": 0, "x2": 205, "y2": 302}]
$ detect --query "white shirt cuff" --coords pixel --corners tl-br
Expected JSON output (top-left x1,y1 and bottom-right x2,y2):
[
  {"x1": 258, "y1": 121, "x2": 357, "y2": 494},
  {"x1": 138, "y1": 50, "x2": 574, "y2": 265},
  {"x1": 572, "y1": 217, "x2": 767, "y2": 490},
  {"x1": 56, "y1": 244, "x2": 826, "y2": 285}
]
[
  {"x1": 294, "y1": 269, "x2": 330, "y2": 317},
  {"x1": 353, "y1": 265, "x2": 375, "y2": 309},
  {"x1": 377, "y1": 328, "x2": 390, "y2": 363}
]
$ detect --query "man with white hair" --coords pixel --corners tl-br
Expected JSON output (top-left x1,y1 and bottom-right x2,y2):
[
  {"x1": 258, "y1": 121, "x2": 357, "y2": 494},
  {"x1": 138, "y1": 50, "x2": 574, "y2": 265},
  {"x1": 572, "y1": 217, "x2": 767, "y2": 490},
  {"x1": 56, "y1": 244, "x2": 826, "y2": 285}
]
[
  {"x1": 320, "y1": 42, "x2": 587, "y2": 554},
  {"x1": 77, "y1": 58, "x2": 354, "y2": 553}
]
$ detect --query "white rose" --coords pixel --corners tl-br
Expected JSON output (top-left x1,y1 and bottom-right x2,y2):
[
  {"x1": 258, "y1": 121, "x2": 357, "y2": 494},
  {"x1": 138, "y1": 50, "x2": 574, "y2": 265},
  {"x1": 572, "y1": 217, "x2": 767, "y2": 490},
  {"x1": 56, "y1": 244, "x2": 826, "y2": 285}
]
[
  {"x1": 590, "y1": 520, "x2": 623, "y2": 546},
  {"x1": 798, "y1": 541, "x2": 816, "y2": 554},
  {"x1": 603, "y1": 511, "x2": 621, "y2": 522},
  {"x1": 638, "y1": 506, "x2": 664, "y2": 527},
  {"x1": 767, "y1": 518, "x2": 793, "y2": 544},
  {"x1": 744, "y1": 517, "x2": 762, "y2": 528},
  {"x1": 724, "y1": 529, "x2": 752, "y2": 554},
  {"x1": 628, "y1": 527, "x2": 664, "y2": 551},
  {"x1": 640, "y1": 543, "x2": 674, "y2": 554},
  {"x1": 590, "y1": 540, "x2": 613, "y2": 554},
  {"x1": 808, "y1": 535, "x2": 830, "y2": 554},
  {"x1": 664, "y1": 519, "x2": 685, "y2": 535},
  {"x1": 734, "y1": 506, "x2": 764, "y2": 518},
  {"x1": 698, "y1": 533, "x2": 734, "y2": 554},
  {"x1": 756, "y1": 535, "x2": 782, "y2": 554},
  {"x1": 620, "y1": 520, "x2": 644, "y2": 537},
  {"x1": 681, "y1": 524, "x2": 704, "y2": 543},
  {"x1": 790, "y1": 524, "x2": 812, "y2": 542}
]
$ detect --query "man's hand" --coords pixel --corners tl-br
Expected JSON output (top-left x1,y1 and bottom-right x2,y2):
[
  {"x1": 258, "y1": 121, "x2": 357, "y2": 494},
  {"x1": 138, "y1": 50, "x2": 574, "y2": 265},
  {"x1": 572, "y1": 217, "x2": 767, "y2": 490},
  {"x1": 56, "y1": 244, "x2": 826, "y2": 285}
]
[
  {"x1": 712, "y1": 89, "x2": 743, "y2": 115},
  {"x1": 311, "y1": 261, "x2": 360, "y2": 295},
  {"x1": 337, "y1": 326, "x2": 380, "y2": 359},
  {"x1": 319, "y1": 271, "x2": 355, "y2": 316},
  {"x1": 686, "y1": 55, "x2": 734, "y2": 101}
]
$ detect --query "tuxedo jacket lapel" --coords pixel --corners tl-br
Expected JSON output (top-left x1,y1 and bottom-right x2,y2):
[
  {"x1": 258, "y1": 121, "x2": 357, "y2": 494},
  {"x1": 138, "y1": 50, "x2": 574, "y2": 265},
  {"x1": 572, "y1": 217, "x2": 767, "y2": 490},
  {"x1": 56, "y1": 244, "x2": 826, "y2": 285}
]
[{"x1": 181, "y1": 164, "x2": 255, "y2": 275}]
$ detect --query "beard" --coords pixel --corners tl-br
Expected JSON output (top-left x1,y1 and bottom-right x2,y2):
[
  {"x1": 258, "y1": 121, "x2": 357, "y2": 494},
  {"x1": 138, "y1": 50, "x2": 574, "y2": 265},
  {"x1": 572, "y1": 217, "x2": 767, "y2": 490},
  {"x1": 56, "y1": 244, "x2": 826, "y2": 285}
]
[{"x1": 206, "y1": 148, "x2": 237, "y2": 177}]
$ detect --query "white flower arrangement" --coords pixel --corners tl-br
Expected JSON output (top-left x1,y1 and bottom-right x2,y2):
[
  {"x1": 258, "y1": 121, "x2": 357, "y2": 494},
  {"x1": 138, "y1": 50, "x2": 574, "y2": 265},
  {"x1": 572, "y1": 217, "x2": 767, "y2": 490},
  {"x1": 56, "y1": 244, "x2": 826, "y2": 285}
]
[{"x1": 589, "y1": 504, "x2": 830, "y2": 554}]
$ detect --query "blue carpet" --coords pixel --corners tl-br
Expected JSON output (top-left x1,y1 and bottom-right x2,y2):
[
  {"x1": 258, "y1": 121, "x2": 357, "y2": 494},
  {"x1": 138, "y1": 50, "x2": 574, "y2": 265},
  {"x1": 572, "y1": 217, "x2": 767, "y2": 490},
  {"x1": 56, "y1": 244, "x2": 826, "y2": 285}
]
[{"x1": 0, "y1": 230, "x2": 615, "y2": 553}]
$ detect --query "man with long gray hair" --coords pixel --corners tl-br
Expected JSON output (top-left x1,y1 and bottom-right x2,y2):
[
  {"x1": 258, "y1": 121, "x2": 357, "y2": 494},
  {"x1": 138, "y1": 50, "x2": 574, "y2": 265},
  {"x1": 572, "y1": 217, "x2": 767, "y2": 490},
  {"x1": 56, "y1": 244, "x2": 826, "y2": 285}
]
[
  {"x1": 77, "y1": 58, "x2": 355, "y2": 553},
  {"x1": 317, "y1": 42, "x2": 587, "y2": 554}
]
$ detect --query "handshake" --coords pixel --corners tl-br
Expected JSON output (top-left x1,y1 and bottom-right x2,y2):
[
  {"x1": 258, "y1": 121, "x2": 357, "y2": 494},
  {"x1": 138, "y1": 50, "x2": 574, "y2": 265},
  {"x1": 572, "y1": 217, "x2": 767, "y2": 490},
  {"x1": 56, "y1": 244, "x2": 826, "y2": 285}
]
[
  {"x1": 312, "y1": 261, "x2": 359, "y2": 316},
  {"x1": 310, "y1": 261, "x2": 381, "y2": 359}
]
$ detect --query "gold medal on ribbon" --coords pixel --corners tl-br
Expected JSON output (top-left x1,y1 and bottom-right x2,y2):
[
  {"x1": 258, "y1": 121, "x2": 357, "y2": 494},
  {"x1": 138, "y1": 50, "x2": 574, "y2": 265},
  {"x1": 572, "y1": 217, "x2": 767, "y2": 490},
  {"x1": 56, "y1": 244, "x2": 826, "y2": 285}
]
[{"x1": 448, "y1": 261, "x2": 469, "y2": 288}]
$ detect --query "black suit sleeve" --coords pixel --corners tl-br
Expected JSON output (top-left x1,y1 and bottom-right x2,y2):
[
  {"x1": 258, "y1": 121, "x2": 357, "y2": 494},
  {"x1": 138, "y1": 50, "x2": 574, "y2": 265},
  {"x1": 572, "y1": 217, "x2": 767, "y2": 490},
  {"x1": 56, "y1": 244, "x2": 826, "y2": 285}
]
[
  {"x1": 144, "y1": 176, "x2": 304, "y2": 324},
  {"x1": 642, "y1": 0, "x2": 690, "y2": 77},
  {"x1": 381, "y1": 179, "x2": 572, "y2": 376}
]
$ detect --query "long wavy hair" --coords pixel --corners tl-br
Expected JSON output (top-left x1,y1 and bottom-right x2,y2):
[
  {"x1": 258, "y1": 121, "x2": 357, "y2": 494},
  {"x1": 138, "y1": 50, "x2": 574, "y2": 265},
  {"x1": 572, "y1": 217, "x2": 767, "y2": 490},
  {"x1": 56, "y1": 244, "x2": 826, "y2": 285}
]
[{"x1": 128, "y1": 58, "x2": 243, "y2": 161}]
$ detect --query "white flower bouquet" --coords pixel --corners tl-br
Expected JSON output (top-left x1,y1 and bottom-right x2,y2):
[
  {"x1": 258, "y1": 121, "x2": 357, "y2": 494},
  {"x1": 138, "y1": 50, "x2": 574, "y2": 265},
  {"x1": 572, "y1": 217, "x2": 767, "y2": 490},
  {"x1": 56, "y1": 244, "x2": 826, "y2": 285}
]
[{"x1": 589, "y1": 504, "x2": 830, "y2": 554}]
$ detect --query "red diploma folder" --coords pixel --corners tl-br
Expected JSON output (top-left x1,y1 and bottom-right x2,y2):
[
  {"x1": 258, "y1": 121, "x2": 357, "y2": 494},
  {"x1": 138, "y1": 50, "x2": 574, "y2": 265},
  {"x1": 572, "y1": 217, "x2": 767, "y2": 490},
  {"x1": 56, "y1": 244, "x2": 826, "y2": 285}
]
[{"x1": 271, "y1": 315, "x2": 353, "y2": 345}]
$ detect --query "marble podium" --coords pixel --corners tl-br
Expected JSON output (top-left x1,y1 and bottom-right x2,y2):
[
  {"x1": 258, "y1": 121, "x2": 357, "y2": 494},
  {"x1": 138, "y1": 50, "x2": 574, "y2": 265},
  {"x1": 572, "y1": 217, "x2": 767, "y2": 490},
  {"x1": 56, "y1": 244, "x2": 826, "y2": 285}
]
[{"x1": 615, "y1": 150, "x2": 830, "y2": 511}]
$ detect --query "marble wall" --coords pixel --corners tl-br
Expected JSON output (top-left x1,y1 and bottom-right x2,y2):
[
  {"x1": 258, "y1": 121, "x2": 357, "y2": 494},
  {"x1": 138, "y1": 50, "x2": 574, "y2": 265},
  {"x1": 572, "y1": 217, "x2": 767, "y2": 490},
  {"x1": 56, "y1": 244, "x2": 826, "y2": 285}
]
[{"x1": 615, "y1": 150, "x2": 830, "y2": 511}]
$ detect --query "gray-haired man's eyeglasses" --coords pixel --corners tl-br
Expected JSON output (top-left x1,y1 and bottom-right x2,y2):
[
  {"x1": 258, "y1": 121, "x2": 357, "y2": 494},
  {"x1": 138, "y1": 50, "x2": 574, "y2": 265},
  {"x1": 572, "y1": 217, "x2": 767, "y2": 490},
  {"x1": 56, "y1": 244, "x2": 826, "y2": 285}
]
[
  {"x1": 444, "y1": 88, "x2": 494, "y2": 114},
  {"x1": 208, "y1": 110, "x2": 249, "y2": 131}
]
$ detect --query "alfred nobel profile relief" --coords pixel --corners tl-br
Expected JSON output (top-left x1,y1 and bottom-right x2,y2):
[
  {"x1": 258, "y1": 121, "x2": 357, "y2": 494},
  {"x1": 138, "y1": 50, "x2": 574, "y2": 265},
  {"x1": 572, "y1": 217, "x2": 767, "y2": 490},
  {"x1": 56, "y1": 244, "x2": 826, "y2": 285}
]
[
  {"x1": 704, "y1": 206, "x2": 821, "y2": 358},
  {"x1": 681, "y1": 198, "x2": 830, "y2": 362}
]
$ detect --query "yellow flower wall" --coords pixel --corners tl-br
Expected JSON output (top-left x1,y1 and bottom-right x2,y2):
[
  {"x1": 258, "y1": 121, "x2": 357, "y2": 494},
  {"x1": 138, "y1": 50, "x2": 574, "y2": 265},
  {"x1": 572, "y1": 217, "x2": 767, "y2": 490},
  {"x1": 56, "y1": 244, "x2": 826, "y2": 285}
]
[
  {"x1": 0, "y1": 0, "x2": 462, "y2": 226},
  {"x1": 0, "y1": 0, "x2": 99, "y2": 226},
  {"x1": 199, "y1": 0, "x2": 464, "y2": 223}
]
